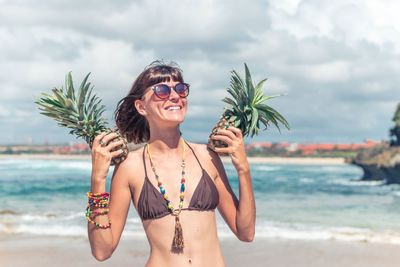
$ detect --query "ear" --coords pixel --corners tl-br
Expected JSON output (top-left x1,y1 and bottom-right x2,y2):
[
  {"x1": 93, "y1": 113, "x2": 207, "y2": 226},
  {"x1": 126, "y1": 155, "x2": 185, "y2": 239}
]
[{"x1": 134, "y1": 99, "x2": 147, "y2": 116}]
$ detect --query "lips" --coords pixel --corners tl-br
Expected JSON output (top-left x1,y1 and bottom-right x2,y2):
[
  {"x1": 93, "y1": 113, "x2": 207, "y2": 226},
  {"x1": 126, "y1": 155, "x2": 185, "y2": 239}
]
[{"x1": 165, "y1": 105, "x2": 182, "y2": 110}]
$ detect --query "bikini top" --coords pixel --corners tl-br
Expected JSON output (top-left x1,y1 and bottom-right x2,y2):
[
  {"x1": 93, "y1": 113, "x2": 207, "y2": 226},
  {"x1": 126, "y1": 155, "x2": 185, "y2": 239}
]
[{"x1": 137, "y1": 142, "x2": 219, "y2": 221}]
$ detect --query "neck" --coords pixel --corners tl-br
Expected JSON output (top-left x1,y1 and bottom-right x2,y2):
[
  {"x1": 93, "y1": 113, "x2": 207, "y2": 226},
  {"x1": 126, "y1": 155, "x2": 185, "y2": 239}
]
[{"x1": 148, "y1": 125, "x2": 184, "y2": 155}]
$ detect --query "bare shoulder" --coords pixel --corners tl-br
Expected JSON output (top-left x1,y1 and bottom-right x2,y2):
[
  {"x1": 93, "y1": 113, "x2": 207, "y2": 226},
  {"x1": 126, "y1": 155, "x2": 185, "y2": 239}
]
[
  {"x1": 187, "y1": 142, "x2": 215, "y2": 158},
  {"x1": 112, "y1": 145, "x2": 145, "y2": 187},
  {"x1": 186, "y1": 142, "x2": 223, "y2": 178}
]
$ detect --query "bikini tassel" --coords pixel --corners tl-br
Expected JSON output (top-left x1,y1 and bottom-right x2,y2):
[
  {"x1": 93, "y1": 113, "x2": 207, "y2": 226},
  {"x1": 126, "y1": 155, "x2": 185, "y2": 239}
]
[{"x1": 172, "y1": 215, "x2": 184, "y2": 251}]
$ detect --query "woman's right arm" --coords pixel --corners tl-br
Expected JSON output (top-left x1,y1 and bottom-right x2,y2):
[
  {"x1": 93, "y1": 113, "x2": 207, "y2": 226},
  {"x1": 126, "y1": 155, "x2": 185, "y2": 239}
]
[{"x1": 87, "y1": 132, "x2": 133, "y2": 261}]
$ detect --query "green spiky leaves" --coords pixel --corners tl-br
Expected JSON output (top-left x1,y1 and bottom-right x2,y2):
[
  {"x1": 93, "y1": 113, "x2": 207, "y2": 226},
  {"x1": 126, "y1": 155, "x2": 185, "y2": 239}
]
[
  {"x1": 222, "y1": 63, "x2": 290, "y2": 137},
  {"x1": 35, "y1": 72, "x2": 108, "y2": 144}
]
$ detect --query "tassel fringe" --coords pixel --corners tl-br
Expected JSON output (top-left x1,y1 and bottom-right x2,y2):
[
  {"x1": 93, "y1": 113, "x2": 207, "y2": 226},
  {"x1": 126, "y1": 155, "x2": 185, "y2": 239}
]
[{"x1": 172, "y1": 215, "x2": 184, "y2": 251}]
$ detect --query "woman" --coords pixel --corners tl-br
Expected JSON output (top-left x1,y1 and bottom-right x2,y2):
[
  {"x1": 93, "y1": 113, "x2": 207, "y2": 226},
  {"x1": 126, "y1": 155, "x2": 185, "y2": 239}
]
[{"x1": 87, "y1": 61, "x2": 256, "y2": 266}]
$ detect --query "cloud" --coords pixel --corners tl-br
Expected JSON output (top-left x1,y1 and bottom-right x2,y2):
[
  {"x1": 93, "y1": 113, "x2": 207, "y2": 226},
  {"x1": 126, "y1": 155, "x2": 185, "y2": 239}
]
[{"x1": 0, "y1": 0, "x2": 399, "y2": 145}]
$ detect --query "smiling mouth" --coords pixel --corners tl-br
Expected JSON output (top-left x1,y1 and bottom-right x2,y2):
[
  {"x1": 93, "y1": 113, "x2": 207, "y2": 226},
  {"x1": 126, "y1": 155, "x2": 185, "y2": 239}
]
[{"x1": 165, "y1": 106, "x2": 182, "y2": 110}]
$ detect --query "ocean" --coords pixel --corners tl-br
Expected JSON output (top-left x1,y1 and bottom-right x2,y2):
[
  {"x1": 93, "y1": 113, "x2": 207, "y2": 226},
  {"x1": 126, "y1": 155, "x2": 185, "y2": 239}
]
[{"x1": 1, "y1": 158, "x2": 400, "y2": 244}]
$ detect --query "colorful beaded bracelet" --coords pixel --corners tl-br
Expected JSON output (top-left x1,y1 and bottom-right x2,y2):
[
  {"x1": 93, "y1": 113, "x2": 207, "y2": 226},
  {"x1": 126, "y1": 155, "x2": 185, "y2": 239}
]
[
  {"x1": 86, "y1": 215, "x2": 111, "y2": 229},
  {"x1": 86, "y1": 191, "x2": 111, "y2": 229},
  {"x1": 87, "y1": 192, "x2": 109, "y2": 198},
  {"x1": 87, "y1": 191, "x2": 109, "y2": 208},
  {"x1": 85, "y1": 206, "x2": 109, "y2": 218}
]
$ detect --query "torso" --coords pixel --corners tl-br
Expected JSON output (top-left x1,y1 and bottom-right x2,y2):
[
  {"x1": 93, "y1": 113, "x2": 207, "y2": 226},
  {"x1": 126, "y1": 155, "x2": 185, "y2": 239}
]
[{"x1": 127, "y1": 142, "x2": 226, "y2": 267}]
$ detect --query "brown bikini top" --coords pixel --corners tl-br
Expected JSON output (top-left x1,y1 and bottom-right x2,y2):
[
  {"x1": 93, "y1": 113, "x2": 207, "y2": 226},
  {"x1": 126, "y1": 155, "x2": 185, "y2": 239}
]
[{"x1": 137, "y1": 142, "x2": 219, "y2": 221}]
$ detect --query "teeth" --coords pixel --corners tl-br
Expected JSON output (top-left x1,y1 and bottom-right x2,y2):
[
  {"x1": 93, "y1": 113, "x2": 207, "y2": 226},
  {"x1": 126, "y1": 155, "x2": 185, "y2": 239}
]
[{"x1": 167, "y1": 106, "x2": 180, "y2": 110}]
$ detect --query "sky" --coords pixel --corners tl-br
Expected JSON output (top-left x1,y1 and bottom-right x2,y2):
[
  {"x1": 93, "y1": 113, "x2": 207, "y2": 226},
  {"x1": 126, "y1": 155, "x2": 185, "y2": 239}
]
[{"x1": 1, "y1": 0, "x2": 399, "y2": 145}]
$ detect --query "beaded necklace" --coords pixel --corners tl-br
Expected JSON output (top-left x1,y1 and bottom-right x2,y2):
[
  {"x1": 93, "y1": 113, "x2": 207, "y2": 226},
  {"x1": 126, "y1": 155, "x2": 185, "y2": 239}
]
[{"x1": 146, "y1": 138, "x2": 186, "y2": 251}]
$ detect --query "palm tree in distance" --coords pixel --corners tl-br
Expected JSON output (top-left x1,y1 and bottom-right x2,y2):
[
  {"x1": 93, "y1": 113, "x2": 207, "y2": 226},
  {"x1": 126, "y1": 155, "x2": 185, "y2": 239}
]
[{"x1": 390, "y1": 103, "x2": 400, "y2": 146}]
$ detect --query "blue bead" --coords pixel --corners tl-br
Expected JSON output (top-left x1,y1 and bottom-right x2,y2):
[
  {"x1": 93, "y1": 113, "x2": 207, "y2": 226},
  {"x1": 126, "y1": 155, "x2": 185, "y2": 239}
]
[
  {"x1": 181, "y1": 184, "x2": 185, "y2": 191},
  {"x1": 160, "y1": 187, "x2": 165, "y2": 194}
]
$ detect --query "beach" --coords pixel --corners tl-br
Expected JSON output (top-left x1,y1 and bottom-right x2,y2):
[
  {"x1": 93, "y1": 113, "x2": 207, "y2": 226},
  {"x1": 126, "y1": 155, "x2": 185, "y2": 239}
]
[
  {"x1": 1, "y1": 234, "x2": 399, "y2": 267},
  {"x1": 1, "y1": 155, "x2": 399, "y2": 267}
]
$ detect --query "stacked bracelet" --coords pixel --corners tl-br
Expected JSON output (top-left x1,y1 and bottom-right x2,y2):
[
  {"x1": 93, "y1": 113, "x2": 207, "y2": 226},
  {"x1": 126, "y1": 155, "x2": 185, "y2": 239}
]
[
  {"x1": 87, "y1": 192, "x2": 110, "y2": 208},
  {"x1": 86, "y1": 192, "x2": 111, "y2": 229}
]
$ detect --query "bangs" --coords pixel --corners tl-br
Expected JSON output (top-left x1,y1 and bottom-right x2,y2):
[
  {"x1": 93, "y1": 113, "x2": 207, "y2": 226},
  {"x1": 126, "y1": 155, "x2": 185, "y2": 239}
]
[{"x1": 145, "y1": 63, "x2": 184, "y2": 88}]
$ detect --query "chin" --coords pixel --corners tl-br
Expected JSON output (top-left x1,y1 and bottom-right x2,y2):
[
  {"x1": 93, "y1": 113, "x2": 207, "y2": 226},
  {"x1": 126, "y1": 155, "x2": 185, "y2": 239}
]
[
  {"x1": 165, "y1": 116, "x2": 186, "y2": 124},
  {"x1": 162, "y1": 108, "x2": 187, "y2": 123}
]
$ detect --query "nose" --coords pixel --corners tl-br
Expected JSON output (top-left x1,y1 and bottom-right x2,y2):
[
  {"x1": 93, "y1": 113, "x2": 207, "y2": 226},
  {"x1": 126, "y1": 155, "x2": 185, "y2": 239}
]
[{"x1": 168, "y1": 83, "x2": 180, "y2": 101}]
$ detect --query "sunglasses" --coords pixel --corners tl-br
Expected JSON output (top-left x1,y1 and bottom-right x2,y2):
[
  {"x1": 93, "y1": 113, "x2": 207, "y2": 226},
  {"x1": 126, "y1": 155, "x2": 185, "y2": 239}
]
[{"x1": 151, "y1": 82, "x2": 190, "y2": 99}]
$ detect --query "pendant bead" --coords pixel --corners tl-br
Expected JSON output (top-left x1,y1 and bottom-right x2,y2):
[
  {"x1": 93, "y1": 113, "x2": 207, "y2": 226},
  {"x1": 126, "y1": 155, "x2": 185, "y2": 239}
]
[{"x1": 160, "y1": 187, "x2": 166, "y2": 195}]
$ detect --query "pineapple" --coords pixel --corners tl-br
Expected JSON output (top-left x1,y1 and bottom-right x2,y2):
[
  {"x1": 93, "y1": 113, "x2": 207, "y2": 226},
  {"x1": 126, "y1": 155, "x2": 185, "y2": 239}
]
[
  {"x1": 35, "y1": 72, "x2": 129, "y2": 165},
  {"x1": 208, "y1": 63, "x2": 290, "y2": 151}
]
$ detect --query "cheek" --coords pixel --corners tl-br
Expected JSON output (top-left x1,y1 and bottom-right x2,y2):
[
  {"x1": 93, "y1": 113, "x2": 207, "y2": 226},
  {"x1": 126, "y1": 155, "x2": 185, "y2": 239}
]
[
  {"x1": 182, "y1": 98, "x2": 188, "y2": 107},
  {"x1": 182, "y1": 100, "x2": 188, "y2": 112}
]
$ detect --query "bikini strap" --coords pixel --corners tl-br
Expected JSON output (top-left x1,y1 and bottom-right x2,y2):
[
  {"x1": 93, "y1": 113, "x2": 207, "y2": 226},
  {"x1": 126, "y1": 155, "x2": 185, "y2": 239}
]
[
  {"x1": 142, "y1": 144, "x2": 148, "y2": 178},
  {"x1": 184, "y1": 140, "x2": 204, "y2": 169}
]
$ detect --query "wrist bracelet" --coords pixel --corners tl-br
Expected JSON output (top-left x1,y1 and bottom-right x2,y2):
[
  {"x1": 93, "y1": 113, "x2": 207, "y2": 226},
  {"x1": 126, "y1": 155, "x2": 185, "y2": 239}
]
[{"x1": 86, "y1": 191, "x2": 111, "y2": 229}]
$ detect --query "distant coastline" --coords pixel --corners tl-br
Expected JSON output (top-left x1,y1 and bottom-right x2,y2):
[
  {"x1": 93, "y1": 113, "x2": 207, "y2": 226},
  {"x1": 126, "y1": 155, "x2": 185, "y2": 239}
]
[{"x1": 0, "y1": 154, "x2": 345, "y2": 165}]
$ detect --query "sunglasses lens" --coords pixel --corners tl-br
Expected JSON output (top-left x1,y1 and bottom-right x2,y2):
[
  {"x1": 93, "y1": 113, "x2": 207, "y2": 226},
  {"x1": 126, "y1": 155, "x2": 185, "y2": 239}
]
[
  {"x1": 153, "y1": 84, "x2": 170, "y2": 99},
  {"x1": 175, "y1": 83, "x2": 189, "y2": 97}
]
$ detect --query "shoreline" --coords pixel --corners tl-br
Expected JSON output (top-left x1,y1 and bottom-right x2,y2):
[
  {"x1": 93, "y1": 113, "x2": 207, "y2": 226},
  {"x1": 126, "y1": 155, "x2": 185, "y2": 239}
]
[
  {"x1": 0, "y1": 154, "x2": 345, "y2": 165},
  {"x1": 0, "y1": 234, "x2": 398, "y2": 267}
]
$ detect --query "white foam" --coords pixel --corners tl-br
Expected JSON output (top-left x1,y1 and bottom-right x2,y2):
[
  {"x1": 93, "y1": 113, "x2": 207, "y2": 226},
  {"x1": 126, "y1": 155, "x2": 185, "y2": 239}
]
[
  {"x1": 2, "y1": 218, "x2": 400, "y2": 245},
  {"x1": 254, "y1": 166, "x2": 281, "y2": 172},
  {"x1": 1, "y1": 211, "x2": 83, "y2": 222},
  {"x1": 57, "y1": 161, "x2": 93, "y2": 170},
  {"x1": 217, "y1": 221, "x2": 400, "y2": 244},
  {"x1": 328, "y1": 178, "x2": 385, "y2": 187},
  {"x1": 0, "y1": 159, "x2": 92, "y2": 171},
  {"x1": 10, "y1": 224, "x2": 86, "y2": 236},
  {"x1": 299, "y1": 178, "x2": 314, "y2": 184}
]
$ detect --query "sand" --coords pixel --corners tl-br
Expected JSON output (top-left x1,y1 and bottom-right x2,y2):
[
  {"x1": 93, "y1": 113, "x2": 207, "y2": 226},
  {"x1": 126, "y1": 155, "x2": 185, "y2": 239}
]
[{"x1": 1, "y1": 234, "x2": 399, "y2": 267}]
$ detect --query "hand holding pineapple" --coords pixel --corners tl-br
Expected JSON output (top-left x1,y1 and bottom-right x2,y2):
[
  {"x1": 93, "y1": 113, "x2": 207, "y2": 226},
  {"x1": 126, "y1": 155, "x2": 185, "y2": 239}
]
[
  {"x1": 208, "y1": 63, "x2": 290, "y2": 153},
  {"x1": 90, "y1": 132, "x2": 126, "y2": 182},
  {"x1": 210, "y1": 125, "x2": 250, "y2": 173}
]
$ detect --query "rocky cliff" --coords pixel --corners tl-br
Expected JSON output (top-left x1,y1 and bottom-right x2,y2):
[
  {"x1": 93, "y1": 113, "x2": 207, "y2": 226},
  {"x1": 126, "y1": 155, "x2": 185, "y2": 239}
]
[{"x1": 347, "y1": 144, "x2": 400, "y2": 184}]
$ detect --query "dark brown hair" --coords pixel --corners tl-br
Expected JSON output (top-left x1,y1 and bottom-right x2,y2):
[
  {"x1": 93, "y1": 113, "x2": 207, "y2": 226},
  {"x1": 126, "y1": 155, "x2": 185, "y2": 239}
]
[{"x1": 114, "y1": 60, "x2": 184, "y2": 143}]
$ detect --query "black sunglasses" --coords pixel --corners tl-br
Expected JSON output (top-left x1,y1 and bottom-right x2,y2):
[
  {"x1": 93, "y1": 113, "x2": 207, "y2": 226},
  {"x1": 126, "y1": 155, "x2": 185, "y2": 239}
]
[{"x1": 151, "y1": 82, "x2": 190, "y2": 99}]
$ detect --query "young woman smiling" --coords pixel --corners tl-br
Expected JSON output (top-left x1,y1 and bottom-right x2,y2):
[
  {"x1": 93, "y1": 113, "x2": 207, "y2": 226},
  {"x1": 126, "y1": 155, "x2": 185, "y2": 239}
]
[{"x1": 87, "y1": 61, "x2": 256, "y2": 266}]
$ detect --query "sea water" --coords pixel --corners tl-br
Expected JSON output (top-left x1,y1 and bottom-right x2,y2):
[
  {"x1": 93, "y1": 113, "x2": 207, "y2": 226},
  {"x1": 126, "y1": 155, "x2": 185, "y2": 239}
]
[{"x1": 1, "y1": 158, "x2": 400, "y2": 244}]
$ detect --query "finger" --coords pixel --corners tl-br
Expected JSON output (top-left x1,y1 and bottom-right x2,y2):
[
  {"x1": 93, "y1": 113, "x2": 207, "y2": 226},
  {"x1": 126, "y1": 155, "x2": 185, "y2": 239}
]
[
  {"x1": 213, "y1": 128, "x2": 237, "y2": 139},
  {"x1": 111, "y1": 149, "x2": 126, "y2": 157},
  {"x1": 226, "y1": 126, "x2": 242, "y2": 138},
  {"x1": 213, "y1": 146, "x2": 230, "y2": 154},
  {"x1": 101, "y1": 132, "x2": 119, "y2": 144},
  {"x1": 93, "y1": 132, "x2": 108, "y2": 147},
  {"x1": 210, "y1": 134, "x2": 233, "y2": 145},
  {"x1": 105, "y1": 140, "x2": 125, "y2": 151}
]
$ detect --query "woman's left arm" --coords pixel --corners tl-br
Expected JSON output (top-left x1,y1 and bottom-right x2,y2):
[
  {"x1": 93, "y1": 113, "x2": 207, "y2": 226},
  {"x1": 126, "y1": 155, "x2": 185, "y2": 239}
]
[{"x1": 208, "y1": 126, "x2": 256, "y2": 242}]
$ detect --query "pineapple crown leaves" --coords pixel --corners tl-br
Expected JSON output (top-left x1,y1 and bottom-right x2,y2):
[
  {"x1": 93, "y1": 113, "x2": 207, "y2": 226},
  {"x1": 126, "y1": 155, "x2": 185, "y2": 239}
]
[
  {"x1": 35, "y1": 72, "x2": 108, "y2": 144},
  {"x1": 222, "y1": 63, "x2": 290, "y2": 137}
]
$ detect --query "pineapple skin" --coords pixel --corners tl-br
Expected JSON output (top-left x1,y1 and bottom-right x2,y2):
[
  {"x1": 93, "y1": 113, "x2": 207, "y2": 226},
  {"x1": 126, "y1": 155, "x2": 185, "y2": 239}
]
[
  {"x1": 88, "y1": 128, "x2": 129, "y2": 166},
  {"x1": 208, "y1": 116, "x2": 235, "y2": 152}
]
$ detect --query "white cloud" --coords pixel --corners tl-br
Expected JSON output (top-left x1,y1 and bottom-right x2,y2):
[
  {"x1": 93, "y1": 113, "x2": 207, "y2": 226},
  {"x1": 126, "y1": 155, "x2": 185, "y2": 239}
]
[{"x1": 0, "y1": 0, "x2": 399, "y2": 144}]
